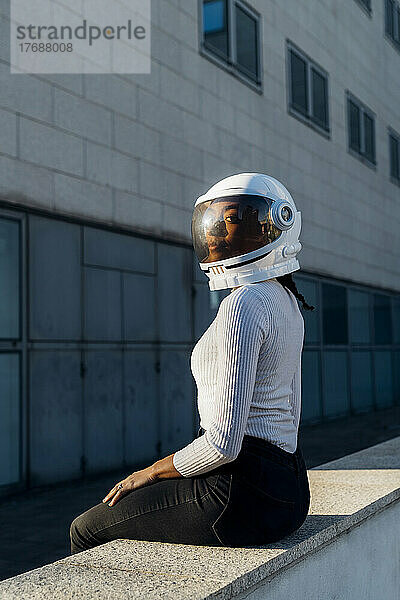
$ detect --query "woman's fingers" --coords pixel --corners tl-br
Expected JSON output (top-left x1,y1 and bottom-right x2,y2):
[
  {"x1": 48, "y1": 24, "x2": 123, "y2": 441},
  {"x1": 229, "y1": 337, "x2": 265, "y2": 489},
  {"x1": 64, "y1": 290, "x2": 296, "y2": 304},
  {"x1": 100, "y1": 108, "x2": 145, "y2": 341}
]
[
  {"x1": 107, "y1": 489, "x2": 124, "y2": 507},
  {"x1": 102, "y1": 484, "x2": 120, "y2": 504},
  {"x1": 102, "y1": 469, "x2": 154, "y2": 507}
]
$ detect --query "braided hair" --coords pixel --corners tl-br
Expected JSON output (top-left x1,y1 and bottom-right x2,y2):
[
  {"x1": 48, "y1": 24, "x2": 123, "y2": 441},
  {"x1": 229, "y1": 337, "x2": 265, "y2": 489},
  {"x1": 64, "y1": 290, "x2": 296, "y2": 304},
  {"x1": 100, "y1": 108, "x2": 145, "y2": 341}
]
[{"x1": 276, "y1": 273, "x2": 315, "y2": 311}]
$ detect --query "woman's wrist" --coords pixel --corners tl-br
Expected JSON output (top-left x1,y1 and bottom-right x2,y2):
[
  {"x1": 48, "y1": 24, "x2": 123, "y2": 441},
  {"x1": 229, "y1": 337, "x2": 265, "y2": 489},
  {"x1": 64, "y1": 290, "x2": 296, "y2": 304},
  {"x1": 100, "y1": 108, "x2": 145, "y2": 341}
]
[
  {"x1": 150, "y1": 453, "x2": 182, "y2": 480},
  {"x1": 149, "y1": 461, "x2": 161, "y2": 481}
]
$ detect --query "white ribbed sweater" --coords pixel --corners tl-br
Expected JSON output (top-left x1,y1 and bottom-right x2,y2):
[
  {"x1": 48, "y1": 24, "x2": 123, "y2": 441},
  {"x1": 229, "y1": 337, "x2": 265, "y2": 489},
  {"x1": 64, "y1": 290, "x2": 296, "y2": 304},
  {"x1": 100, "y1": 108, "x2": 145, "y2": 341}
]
[{"x1": 172, "y1": 278, "x2": 305, "y2": 478}]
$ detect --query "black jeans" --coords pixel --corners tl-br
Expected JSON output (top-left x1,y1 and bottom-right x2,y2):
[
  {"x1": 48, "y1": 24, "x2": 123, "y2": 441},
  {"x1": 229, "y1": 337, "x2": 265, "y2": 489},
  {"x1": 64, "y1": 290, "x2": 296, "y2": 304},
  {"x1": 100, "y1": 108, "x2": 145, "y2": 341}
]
[{"x1": 70, "y1": 428, "x2": 310, "y2": 553}]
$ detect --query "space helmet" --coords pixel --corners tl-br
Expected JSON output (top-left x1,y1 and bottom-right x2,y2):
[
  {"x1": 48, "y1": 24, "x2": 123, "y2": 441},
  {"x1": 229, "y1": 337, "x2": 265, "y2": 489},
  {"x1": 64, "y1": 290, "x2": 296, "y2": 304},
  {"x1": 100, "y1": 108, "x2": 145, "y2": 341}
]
[{"x1": 192, "y1": 172, "x2": 302, "y2": 291}]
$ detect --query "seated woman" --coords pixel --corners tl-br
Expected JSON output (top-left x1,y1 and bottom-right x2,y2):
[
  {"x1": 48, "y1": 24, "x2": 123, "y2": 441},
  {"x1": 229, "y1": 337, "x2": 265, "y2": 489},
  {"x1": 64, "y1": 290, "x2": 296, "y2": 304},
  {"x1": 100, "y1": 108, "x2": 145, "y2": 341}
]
[{"x1": 70, "y1": 172, "x2": 313, "y2": 552}]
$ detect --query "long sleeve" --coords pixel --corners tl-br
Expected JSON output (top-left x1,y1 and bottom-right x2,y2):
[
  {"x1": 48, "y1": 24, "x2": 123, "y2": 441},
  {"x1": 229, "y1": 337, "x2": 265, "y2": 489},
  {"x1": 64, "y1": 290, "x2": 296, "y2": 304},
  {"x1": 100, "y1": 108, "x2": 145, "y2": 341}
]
[
  {"x1": 288, "y1": 352, "x2": 302, "y2": 434},
  {"x1": 173, "y1": 288, "x2": 269, "y2": 477}
]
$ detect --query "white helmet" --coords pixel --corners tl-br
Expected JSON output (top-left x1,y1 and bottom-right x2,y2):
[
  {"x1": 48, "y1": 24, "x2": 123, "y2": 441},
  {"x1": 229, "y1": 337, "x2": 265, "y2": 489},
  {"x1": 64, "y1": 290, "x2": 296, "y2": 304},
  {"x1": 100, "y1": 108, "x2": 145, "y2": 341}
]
[{"x1": 192, "y1": 173, "x2": 302, "y2": 291}]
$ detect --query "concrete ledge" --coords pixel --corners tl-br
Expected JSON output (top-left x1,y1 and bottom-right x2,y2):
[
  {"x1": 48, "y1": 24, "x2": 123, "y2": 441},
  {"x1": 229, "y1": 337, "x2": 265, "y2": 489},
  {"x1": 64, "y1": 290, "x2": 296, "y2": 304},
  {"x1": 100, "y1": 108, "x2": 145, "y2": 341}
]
[{"x1": 1, "y1": 437, "x2": 399, "y2": 600}]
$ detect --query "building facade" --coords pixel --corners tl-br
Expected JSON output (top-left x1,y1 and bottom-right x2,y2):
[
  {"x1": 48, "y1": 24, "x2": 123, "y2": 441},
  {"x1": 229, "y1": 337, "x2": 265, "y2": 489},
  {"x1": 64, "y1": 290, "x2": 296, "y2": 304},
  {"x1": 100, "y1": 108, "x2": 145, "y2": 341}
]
[{"x1": 0, "y1": 0, "x2": 399, "y2": 497}]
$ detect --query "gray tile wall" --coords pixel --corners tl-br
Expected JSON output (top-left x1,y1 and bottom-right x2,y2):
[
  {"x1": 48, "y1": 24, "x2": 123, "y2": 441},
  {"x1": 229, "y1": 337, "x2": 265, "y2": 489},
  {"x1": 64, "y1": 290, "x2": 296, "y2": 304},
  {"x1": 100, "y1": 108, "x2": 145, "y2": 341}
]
[
  {"x1": 0, "y1": 0, "x2": 398, "y2": 292},
  {"x1": 27, "y1": 214, "x2": 198, "y2": 484}
]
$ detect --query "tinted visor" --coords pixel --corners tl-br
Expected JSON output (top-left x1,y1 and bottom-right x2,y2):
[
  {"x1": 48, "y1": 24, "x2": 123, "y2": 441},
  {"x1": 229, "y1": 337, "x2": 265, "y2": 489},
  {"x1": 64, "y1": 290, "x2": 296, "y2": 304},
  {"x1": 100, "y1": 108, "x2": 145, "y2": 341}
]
[{"x1": 192, "y1": 194, "x2": 282, "y2": 264}]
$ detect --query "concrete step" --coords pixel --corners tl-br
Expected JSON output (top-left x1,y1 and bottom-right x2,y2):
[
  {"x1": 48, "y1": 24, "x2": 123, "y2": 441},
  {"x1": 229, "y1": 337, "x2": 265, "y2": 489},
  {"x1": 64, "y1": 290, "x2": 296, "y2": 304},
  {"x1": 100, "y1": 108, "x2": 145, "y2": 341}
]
[{"x1": 0, "y1": 437, "x2": 399, "y2": 600}]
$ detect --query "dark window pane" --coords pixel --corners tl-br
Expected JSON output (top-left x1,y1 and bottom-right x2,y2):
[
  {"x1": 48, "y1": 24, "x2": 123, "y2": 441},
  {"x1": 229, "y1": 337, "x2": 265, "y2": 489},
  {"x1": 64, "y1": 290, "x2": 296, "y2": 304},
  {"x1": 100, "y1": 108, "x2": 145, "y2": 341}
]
[
  {"x1": 395, "y1": 351, "x2": 400, "y2": 402},
  {"x1": 311, "y1": 67, "x2": 328, "y2": 129},
  {"x1": 0, "y1": 218, "x2": 20, "y2": 339},
  {"x1": 363, "y1": 112, "x2": 375, "y2": 162},
  {"x1": 373, "y1": 294, "x2": 392, "y2": 344},
  {"x1": 386, "y1": 0, "x2": 394, "y2": 37},
  {"x1": 203, "y1": 0, "x2": 229, "y2": 60},
  {"x1": 390, "y1": 135, "x2": 399, "y2": 179},
  {"x1": 397, "y1": 7, "x2": 400, "y2": 42},
  {"x1": 349, "y1": 290, "x2": 371, "y2": 343},
  {"x1": 374, "y1": 351, "x2": 393, "y2": 408},
  {"x1": 0, "y1": 354, "x2": 20, "y2": 485},
  {"x1": 301, "y1": 350, "x2": 322, "y2": 422},
  {"x1": 290, "y1": 50, "x2": 308, "y2": 115},
  {"x1": 323, "y1": 351, "x2": 349, "y2": 416},
  {"x1": 393, "y1": 297, "x2": 400, "y2": 344},
  {"x1": 235, "y1": 5, "x2": 259, "y2": 81},
  {"x1": 351, "y1": 351, "x2": 373, "y2": 412},
  {"x1": 322, "y1": 283, "x2": 348, "y2": 344},
  {"x1": 349, "y1": 100, "x2": 361, "y2": 153}
]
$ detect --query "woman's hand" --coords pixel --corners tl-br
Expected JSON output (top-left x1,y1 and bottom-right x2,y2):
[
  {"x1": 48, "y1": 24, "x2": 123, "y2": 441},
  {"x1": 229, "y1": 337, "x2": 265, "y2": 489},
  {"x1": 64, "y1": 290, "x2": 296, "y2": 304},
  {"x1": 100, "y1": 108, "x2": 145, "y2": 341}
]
[
  {"x1": 102, "y1": 466, "x2": 157, "y2": 507},
  {"x1": 102, "y1": 453, "x2": 182, "y2": 507}
]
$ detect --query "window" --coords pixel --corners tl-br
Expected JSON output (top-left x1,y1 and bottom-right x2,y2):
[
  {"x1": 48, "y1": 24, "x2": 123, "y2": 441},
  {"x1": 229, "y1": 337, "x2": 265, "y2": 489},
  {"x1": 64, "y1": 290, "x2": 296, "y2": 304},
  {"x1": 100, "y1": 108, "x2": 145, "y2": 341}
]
[
  {"x1": 203, "y1": 0, "x2": 229, "y2": 60},
  {"x1": 389, "y1": 129, "x2": 400, "y2": 182},
  {"x1": 373, "y1": 293, "x2": 392, "y2": 345},
  {"x1": 0, "y1": 217, "x2": 21, "y2": 487},
  {"x1": 297, "y1": 273, "x2": 399, "y2": 422},
  {"x1": 385, "y1": 0, "x2": 400, "y2": 49},
  {"x1": 349, "y1": 290, "x2": 371, "y2": 344},
  {"x1": 0, "y1": 218, "x2": 20, "y2": 339},
  {"x1": 322, "y1": 283, "x2": 348, "y2": 345},
  {"x1": 351, "y1": 351, "x2": 374, "y2": 412},
  {"x1": 346, "y1": 92, "x2": 376, "y2": 165},
  {"x1": 201, "y1": 0, "x2": 262, "y2": 87},
  {"x1": 301, "y1": 350, "x2": 322, "y2": 421},
  {"x1": 393, "y1": 296, "x2": 400, "y2": 343},
  {"x1": 287, "y1": 42, "x2": 330, "y2": 134},
  {"x1": 374, "y1": 351, "x2": 394, "y2": 407}
]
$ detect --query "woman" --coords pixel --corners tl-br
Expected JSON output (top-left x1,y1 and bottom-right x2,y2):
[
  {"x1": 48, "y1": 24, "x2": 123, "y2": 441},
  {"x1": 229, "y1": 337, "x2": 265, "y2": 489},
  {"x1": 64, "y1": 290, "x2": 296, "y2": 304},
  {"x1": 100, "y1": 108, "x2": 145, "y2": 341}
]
[{"x1": 70, "y1": 172, "x2": 314, "y2": 553}]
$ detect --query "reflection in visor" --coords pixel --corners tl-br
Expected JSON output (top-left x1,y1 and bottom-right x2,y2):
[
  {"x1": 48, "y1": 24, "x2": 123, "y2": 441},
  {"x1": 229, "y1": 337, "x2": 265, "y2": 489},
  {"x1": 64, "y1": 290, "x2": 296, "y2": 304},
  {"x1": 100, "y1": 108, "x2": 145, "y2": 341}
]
[{"x1": 192, "y1": 195, "x2": 282, "y2": 264}]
